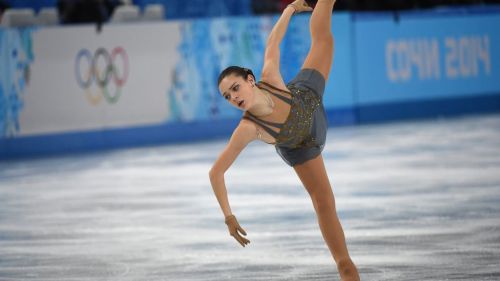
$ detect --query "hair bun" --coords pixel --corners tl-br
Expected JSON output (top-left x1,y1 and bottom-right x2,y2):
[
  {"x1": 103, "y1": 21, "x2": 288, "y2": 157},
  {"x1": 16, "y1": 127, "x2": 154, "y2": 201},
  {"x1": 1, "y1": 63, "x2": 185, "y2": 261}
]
[{"x1": 244, "y1": 68, "x2": 254, "y2": 75}]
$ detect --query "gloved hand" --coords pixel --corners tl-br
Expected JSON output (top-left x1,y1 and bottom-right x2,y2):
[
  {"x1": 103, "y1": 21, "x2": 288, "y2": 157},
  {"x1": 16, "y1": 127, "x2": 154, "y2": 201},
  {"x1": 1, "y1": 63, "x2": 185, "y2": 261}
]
[
  {"x1": 288, "y1": 0, "x2": 314, "y2": 13},
  {"x1": 225, "y1": 215, "x2": 250, "y2": 247}
]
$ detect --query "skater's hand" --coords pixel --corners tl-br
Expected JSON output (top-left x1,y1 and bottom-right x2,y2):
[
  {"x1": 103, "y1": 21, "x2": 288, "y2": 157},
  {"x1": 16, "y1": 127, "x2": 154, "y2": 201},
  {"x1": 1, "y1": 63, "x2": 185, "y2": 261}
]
[
  {"x1": 288, "y1": 0, "x2": 313, "y2": 13},
  {"x1": 225, "y1": 215, "x2": 250, "y2": 247}
]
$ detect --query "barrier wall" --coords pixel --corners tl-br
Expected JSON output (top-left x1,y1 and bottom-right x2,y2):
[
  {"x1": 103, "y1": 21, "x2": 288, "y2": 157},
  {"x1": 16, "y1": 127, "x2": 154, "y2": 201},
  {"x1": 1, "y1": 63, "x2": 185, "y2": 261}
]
[
  {"x1": 353, "y1": 11, "x2": 500, "y2": 122},
  {"x1": 1, "y1": 7, "x2": 500, "y2": 159}
]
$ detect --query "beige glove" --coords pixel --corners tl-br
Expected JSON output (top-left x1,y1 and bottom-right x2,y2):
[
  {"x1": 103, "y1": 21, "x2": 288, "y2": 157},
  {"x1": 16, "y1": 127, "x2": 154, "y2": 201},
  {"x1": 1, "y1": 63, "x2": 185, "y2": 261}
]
[
  {"x1": 225, "y1": 215, "x2": 250, "y2": 247},
  {"x1": 288, "y1": 0, "x2": 314, "y2": 13}
]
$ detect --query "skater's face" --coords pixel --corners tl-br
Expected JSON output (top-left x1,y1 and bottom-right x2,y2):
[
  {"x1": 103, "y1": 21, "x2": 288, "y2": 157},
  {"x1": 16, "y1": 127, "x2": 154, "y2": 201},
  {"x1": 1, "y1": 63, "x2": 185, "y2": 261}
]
[{"x1": 219, "y1": 74, "x2": 255, "y2": 111}]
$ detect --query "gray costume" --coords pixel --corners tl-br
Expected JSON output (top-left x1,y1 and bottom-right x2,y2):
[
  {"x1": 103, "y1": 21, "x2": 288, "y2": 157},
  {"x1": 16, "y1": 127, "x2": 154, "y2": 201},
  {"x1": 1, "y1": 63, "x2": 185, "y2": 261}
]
[{"x1": 243, "y1": 68, "x2": 328, "y2": 166}]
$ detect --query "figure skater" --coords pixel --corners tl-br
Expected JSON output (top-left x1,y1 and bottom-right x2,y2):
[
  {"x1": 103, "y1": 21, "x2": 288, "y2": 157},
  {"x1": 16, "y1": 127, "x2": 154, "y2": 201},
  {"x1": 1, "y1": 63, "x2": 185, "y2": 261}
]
[{"x1": 209, "y1": 0, "x2": 360, "y2": 280}]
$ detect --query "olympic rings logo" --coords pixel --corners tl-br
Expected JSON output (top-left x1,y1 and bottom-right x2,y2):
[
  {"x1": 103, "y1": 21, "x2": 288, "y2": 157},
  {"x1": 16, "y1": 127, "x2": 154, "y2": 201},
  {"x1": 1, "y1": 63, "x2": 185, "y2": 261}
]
[{"x1": 75, "y1": 47, "x2": 129, "y2": 105}]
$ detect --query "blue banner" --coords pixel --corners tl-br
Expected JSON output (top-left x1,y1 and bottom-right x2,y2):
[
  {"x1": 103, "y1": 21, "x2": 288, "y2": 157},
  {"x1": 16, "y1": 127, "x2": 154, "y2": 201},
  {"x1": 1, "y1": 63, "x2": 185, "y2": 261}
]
[
  {"x1": 324, "y1": 13, "x2": 354, "y2": 109},
  {"x1": 0, "y1": 28, "x2": 35, "y2": 138},
  {"x1": 354, "y1": 13, "x2": 500, "y2": 105},
  {"x1": 168, "y1": 13, "x2": 353, "y2": 121}
]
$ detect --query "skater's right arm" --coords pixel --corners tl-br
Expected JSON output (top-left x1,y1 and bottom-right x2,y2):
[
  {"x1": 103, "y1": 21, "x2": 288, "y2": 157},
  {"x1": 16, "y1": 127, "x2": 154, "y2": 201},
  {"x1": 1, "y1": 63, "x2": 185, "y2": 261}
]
[
  {"x1": 261, "y1": 0, "x2": 312, "y2": 88},
  {"x1": 209, "y1": 120, "x2": 256, "y2": 247},
  {"x1": 209, "y1": 120, "x2": 257, "y2": 218}
]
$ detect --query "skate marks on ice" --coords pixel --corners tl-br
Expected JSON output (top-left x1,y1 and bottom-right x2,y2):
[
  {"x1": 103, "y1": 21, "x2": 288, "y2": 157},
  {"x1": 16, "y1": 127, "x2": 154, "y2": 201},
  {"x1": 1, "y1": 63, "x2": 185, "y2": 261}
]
[{"x1": 0, "y1": 114, "x2": 499, "y2": 280}]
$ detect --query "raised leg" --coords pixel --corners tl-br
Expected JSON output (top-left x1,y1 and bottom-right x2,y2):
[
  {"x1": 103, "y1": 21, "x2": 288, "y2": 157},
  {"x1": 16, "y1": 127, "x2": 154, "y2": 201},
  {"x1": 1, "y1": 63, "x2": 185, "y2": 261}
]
[
  {"x1": 301, "y1": 0, "x2": 336, "y2": 80},
  {"x1": 293, "y1": 154, "x2": 360, "y2": 281}
]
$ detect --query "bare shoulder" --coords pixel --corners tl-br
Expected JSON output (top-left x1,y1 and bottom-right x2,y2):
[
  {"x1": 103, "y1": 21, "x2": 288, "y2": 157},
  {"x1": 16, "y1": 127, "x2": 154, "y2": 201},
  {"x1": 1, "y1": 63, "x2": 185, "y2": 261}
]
[
  {"x1": 211, "y1": 118, "x2": 258, "y2": 174},
  {"x1": 260, "y1": 60, "x2": 287, "y2": 91},
  {"x1": 259, "y1": 77, "x2": 290, "y2": 95},
  {"x1": 230, "y1": 118, "x2": 258, "y2": 146},
  {"x1": 260, "y1": 74, "x2": 287, "y2": 91}
]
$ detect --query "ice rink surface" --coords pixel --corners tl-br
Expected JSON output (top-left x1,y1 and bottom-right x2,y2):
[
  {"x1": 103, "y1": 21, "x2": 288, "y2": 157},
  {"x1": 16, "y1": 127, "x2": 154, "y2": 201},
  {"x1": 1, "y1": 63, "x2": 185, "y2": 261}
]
[{"x1": 1, "y1": 114, "x2": 500, "y2": 281}]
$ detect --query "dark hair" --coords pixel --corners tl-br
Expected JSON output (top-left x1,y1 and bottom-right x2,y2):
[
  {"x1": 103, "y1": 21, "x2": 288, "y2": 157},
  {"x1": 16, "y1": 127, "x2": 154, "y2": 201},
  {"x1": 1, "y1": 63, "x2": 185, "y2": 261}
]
[{"x1": 217, "y1": 66, "x2": 255, "y2": 86}]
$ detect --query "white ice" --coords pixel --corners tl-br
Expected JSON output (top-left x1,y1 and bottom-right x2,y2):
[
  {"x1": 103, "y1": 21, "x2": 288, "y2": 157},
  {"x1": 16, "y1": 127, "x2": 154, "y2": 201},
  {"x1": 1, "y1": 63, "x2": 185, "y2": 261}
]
[{"x1": 1, "y1": 114, "x2": 500, "y2": 280}]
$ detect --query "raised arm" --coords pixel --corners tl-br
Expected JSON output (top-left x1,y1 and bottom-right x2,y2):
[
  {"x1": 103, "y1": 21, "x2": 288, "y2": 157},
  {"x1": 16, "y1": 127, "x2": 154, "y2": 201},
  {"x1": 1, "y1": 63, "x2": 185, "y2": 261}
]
[
  {"x1": 261, "y1": 0, "x2": 312, "y2": 87},
  {"x1": 209, "y1": 120, "x2": 257, "y2": 246}
]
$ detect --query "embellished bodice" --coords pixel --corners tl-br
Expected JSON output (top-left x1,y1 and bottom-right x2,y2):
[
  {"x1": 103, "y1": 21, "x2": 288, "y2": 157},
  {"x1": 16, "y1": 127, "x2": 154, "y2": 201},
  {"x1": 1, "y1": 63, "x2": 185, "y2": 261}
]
[{"x1": 243, "y1": 81, "x2": 321, "y2": 149}]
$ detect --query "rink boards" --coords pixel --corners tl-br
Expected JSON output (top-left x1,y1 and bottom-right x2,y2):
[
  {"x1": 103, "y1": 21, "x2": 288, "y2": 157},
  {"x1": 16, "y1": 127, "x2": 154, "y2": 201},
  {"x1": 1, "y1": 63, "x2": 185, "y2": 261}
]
[{"x1": 1, "y1": 7, "x2": 500, "y2": 158}]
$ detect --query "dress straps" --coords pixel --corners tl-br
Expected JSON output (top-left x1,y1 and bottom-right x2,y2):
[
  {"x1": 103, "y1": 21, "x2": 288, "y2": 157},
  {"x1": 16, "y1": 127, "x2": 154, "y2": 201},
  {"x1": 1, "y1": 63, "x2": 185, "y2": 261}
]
[
  {"x1": 242, "y1": 114, "x2": 281, "y2": 139},
  {"x1": 242, "y1": 81, "x2": 293, "y2": 141},
  {"x1": 257, "y1": 81, "x2": 293, "y2": 105},
  {"x1": 258, "y1": 81, "x2": 292, "y2": 95}
]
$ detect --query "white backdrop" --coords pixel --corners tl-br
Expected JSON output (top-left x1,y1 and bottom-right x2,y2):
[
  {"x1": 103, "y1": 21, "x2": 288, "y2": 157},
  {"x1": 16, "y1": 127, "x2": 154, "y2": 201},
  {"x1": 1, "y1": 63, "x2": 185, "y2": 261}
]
[{"x1": 18, "y1": 23, "x2": 181, "y2": 136}]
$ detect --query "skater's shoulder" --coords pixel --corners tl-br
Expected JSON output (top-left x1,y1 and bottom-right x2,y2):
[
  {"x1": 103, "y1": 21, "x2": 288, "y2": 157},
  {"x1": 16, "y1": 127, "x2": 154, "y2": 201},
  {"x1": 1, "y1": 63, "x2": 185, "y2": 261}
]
[{"x1": 227, "y1": 118, "x2": 259, "y2": 146}]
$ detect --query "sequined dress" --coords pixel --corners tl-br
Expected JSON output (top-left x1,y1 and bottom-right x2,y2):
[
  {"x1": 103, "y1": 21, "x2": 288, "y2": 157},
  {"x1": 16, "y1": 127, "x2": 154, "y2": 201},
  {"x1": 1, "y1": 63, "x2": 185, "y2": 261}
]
[{"x1": 242, "y1": 69, "x2": 328, "y2": 166}]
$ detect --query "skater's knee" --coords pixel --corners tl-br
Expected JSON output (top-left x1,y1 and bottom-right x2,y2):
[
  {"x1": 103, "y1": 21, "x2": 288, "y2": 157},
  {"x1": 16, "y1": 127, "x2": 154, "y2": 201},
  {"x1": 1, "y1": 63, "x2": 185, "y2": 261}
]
[
  {"x1": 337, "y1": 258, "x2": 354, "y2": 272},
  {"x1": 311, "y1": 31, "x2": 333, "y2": 50},
  {"x1": 313, "y1": 194, "x2": 336, "y2": 214}
]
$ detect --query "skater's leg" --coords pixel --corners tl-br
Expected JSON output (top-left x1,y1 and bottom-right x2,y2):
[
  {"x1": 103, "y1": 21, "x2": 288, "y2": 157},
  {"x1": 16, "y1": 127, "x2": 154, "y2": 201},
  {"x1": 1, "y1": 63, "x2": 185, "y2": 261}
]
[
  {"x1": 301, "y1": 0, "x2": 336, "y2": 80},
  {"x1": 293, "y1": 154, "x2": 360, "y2": 281}
]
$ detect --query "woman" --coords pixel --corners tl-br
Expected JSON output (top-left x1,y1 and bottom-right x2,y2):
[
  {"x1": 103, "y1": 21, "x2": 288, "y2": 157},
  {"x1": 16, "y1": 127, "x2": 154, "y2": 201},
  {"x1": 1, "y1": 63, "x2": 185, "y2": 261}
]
[{"x1": 209, "y1": 0, "x2": 360, "y2": 280}]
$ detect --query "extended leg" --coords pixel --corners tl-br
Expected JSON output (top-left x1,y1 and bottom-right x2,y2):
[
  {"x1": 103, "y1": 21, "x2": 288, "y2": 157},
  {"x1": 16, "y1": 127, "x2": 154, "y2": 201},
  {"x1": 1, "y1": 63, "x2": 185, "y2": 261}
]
[
  {"x1": 301, "y1": 0, "x2": 336, "y2": 80},
  {"x1": 294, "y1": 154, "x2": 360, "y2": 281}
]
